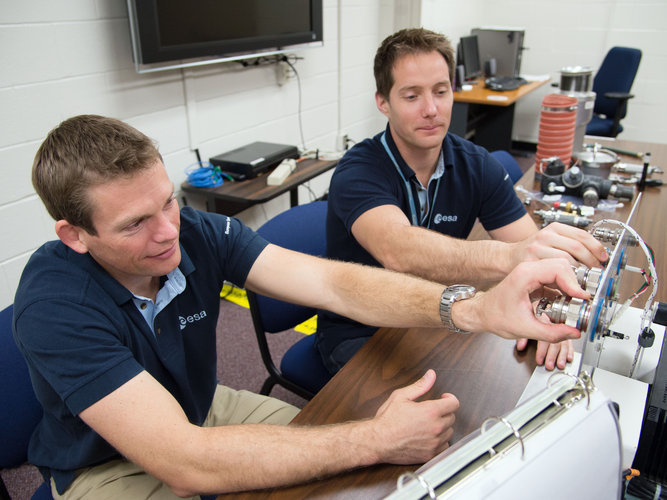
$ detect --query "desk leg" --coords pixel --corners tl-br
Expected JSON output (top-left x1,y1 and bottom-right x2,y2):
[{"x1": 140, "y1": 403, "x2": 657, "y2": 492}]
[
  {"x1": 451, "y1": 101, "x2": 515, "y2": 152},
  {"x1": 290, "y1": 188, "x2": 298, "y2": 208},
  {"x1": 475, "y1": 103, "x2": 515, "y2": 152},
  {"x1": 450, "y1": 101, "x2": 470, "y2": 139}
]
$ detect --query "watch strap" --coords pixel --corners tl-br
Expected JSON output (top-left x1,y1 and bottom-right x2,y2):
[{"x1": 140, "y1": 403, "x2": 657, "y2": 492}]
[{"x1": 440, "y1": 285, "x2": 476, "y2": 334}]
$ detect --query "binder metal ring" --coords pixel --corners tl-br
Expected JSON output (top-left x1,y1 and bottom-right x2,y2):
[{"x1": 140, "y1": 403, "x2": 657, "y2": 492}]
[
  {"x1": 397, "y1": 471, "x2": 436, "y2": 499},
  {"x1": 481, "y1": 416, "x2": 525, "y2": 459},
  {"x1": 547, "y1": 371, "x2": 592, "y2": 409}
]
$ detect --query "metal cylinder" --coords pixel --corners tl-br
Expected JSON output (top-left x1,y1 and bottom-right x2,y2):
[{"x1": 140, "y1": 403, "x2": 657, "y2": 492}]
[
  {"x1": 536, "y1": 295, "x2": 593, "y2": 331},
  {"x1": 559, "y1": 66, "x2": 596, "y2": 155},
  {"x1": 575, "y1": 265, "x2": 603, "y2": 295},
  {"x1": 559, "y1": 66, "x2": 593, "y2": 92},
  {"x1": 592, "y1": 227, "x2": 638, "y2": 246}
]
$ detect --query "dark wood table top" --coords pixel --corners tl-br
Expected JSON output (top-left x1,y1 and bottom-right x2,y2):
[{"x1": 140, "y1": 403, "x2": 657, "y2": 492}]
[
  {"x1": 220, "y1": 328, "x2": 537, "y2": 500},
  {"x1": 219, "y1": 136, "x2": 666, "y2": 499}
]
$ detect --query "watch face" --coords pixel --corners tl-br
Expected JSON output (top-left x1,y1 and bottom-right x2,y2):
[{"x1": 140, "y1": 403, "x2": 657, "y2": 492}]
[{"x1": 449, "y1": 285, "x2": 476, "y2": 298}]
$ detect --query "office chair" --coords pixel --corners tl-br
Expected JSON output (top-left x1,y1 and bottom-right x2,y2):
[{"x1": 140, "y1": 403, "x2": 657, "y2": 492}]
[
  {"x1": 247, "y1": 201, "x2": 332, "y2": 400},
  {"x1": 586, "y1": 47, "x2": 642, "y2": 138},
  {"x1": 0, "y1": 304, "x2": 53, "y2": 500},
  {"x1": 490, "y1": 150, "x2": 523, "y2": 184}
]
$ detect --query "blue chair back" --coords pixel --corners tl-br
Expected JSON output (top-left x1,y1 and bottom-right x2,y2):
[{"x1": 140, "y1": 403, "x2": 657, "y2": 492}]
[
  {"x1": 247, "y1": 201, "x2": 331, "y2": 399},
  {"x1": 1, "y1": 304, "x2": 53, "y2": 499},
  {"x1": 593, "y1": 47, "x2": 641, "y2": 121},
  {"x1": 593, "y1": 47, "x2": 642, "y2": 118},
  {"x1": 490, "y1": 150, "x2": 523, "y2": 184},
  {"x1": 587, "y1": 46, "x2": 641, "y2": 136},
  {"x1": 253, "y1": 201, "x2": 328, "y2": 333},
  {"x1": 0, "y1": 305, "x2": 42, "y2": 469}
]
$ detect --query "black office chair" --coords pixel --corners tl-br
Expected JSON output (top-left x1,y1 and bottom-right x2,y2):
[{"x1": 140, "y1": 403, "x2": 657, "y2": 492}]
[
  {"x1": 586, "y1": 47, "x2": 642, "y2": 138},
  {"x1": 247, "y1": 201, "x2": 332, "y2": 400},
  {"x1": 0, "y1": 304, "x2": 53, "y2": 499}
]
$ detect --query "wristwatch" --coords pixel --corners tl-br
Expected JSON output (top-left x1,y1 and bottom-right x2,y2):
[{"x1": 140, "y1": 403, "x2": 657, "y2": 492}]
[{"x1": 440, "y1": 285, "x2": 476, "y2": 334}]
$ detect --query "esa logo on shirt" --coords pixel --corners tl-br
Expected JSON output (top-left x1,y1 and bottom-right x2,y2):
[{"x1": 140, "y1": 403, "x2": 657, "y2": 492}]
[
  {"x1": 433, "y1": 213, "x2": 458, "y2": 225},
  {"x1": 179, "y1": 310, "x2": 207, "y2": 330}
]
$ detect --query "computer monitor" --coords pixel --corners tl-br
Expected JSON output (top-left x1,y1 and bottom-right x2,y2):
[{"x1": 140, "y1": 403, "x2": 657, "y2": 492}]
[
  {"x1": 458, "y1": 35, "x2": 482, "y2": 81},
  {"x1": 471, "y1": 27, "x2": 525, "y2": 78}
]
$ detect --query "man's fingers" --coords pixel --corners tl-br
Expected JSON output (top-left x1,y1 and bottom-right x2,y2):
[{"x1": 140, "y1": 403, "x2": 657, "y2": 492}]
[
  {"x1": 525, "y1": 223, "x2": 608, "y2": 269},
  {"x1": 400, "y1": 369, "x2": 437, "y2": 402},
  {"x1": 548, "y1": 223, "x2": 607, "y2": 267},
  {"x1": 522, "y1": 258, "x2": 588, "y2": 300},
  {"x1": 515, "y1": 338, "x2": 529, "y2": 351}
]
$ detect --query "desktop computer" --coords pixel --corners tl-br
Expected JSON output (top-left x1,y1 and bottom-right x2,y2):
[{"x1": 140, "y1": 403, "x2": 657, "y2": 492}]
[
  {"x1": 457, "y1": 35, "x2": 482, "y2": 81},
  {"x1": 471, "y1": 27, "x2": 525, "y2": 78}
]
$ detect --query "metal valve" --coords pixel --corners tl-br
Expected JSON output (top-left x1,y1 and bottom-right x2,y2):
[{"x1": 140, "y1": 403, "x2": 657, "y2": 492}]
[
  {"x1": 535, "y1": 209, "x2": 592, "y2": 228},
  {"x1": 592, "y1": 227, "x2": 638, "y2": 247},
  {"x1": 536, "y1": 295, "x2": 610, "y2": 340},
  {"x1": 573, "y1": 265, "x2": 603, "y2": 295},
  {"x1": 536, "y1": 296, "x2": 591, "y2": 330}
]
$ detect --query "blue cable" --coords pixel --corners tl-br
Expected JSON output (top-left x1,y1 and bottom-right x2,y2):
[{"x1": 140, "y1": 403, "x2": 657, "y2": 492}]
[{"x1": 185, "y1": 162, "x2": 225, "y2": 188}]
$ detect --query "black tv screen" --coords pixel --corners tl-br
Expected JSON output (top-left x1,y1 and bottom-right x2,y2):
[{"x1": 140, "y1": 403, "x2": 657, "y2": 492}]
[{"x1": 128, "y1": 0, "x2": 323, "y2": 66}]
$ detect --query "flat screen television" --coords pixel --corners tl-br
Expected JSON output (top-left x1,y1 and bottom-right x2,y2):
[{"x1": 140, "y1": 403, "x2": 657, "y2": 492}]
[
  {"x1": 458, "y1": 35, "x2": 482, "y2": 81},
  {"x1": 127, "y1": 0, "x2": 324, "y2": 72}
]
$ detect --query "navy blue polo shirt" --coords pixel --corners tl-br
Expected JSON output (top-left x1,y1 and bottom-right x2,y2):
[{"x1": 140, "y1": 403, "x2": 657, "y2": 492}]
[
  {"x1": 13, "y1": 207, "x2": 268, "y2": 494},
  {"x1": 315, "y1": 126, "x2": 526, "y2": 371}
]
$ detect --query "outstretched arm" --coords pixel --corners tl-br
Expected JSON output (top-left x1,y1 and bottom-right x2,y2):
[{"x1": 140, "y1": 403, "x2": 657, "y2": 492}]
[
  {"x1": 491, "y1": 217, "x2": 608, "y2": 270},
  {"x1": 351, "y1": 204, "x2": 512, "y2": 284},
  {"x1": 350, "y1": 206, "x2": 606, "y2": 286},
  {"x1": 246, "y1": 244, "x2": 586, "y2": 344},
  {"x1": 79, "y1": 368, "x2": 459, "y2": 496}
]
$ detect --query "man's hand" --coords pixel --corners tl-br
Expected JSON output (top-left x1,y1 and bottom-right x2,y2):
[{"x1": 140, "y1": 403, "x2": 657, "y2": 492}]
[
  {"x1": 371, "y1": 370, "x2": 459, "y2": 465},
  {"x1": 453, "y1": 258, "x2": 589, "y2": 344},
  {"x1": 516, "y1": 338, "x2": 575, "y2": 370},
  {"x1": 509, "y1": 222, "x2": 607, "y2": 270},
  {"x1": 515, "y1": 291, "x2": 576, "y2": 369}
]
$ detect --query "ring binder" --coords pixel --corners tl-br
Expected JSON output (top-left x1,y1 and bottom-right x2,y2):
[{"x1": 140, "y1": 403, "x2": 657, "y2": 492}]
[
  {"x1": 547, "y1": 371, "x2": 593, "y2": 409},
  {"x1": 397, "y1": 472, "x2": 436, "y2": 499},
  {"x1": 480, "y1": 416, "x2": 525, "y2": 459},
  {"x1": 386, "y1": 371, "x2": 622, "y2": 500}
]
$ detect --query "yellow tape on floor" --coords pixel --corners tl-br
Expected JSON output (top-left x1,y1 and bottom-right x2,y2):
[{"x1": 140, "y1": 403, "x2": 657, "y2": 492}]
[
  {"x1": 220, "y1": 284, "x2": 316, "y2": 335},
  {"x1": 220, "y1": 283, "x2": 249, "y2": 308}
]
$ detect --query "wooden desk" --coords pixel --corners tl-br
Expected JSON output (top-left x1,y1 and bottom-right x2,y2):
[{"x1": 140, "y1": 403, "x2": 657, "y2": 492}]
[
  {"x1": 451, "y1": 77, "x2": 549, "y2": 152},
  {"x1": 180, "y1": 158, "x2": 337, "y2": 216},
  {"x1": 220, "y1": 138, "x2": 666, "y2": 500},
  {"x1": 220, "y1": 329, "x2": 537, "y2": 500}
]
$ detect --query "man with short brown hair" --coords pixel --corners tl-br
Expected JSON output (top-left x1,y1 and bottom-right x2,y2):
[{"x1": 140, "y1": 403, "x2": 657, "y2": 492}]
[
  {"x1": 14, "y1": 114, "x2": 589, "y2": 499},
  {"x1": 317, "y1": 28, "x2": 607, "y2": 375}
]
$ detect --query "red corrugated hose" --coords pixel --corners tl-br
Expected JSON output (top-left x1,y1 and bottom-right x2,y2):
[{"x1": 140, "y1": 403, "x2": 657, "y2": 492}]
[{"x1": 536, "y1": 94, "x2": 578, "y2": 173}]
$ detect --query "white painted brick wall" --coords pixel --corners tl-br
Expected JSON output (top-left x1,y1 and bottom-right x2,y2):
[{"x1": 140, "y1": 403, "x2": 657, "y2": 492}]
[
  {"x1": 422, "y1": 0, "x2": 667, "y2": 144},
  {"x1": 0, "y1": 0, "x2": 386, "y2": 309},
  {"x1": 2, "y1": 0, "x2": 665, "y2": 309}
]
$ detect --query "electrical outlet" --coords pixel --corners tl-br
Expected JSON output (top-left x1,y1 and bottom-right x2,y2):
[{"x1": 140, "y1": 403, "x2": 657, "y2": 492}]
[
  {"x1": 336, "y1": 134, "x2": 349, "y2": 151},
  {"x1": 276, "y1": 61, "x2": 292, "y2": 86}
]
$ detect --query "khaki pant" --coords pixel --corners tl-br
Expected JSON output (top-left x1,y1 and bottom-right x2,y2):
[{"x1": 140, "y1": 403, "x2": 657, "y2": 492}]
[{"x1": 51, "y1": 385, "x2": 300, "y2": 500}]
